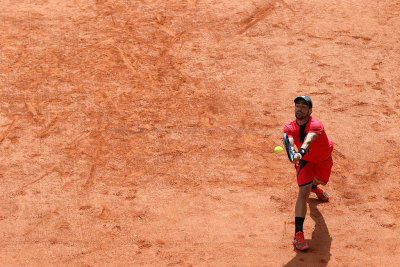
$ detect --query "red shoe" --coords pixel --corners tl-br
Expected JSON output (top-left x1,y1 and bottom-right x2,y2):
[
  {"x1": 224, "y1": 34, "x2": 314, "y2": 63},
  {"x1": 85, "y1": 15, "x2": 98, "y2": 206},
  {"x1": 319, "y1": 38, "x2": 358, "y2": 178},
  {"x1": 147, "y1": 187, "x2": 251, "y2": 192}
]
[
  {"x1": 312, "y1": 186, "x2": 329, "y2": 201},
  {"x1": 293, "y1": 231, "x2": 309, "y2": 250}
]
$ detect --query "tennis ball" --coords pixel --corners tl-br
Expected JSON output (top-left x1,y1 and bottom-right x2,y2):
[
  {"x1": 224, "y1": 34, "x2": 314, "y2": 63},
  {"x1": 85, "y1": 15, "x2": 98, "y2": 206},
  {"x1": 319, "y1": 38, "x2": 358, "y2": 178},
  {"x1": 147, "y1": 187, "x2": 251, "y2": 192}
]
[{"x1": 274, "y1": 146, "x2": 283, "y2": 153}]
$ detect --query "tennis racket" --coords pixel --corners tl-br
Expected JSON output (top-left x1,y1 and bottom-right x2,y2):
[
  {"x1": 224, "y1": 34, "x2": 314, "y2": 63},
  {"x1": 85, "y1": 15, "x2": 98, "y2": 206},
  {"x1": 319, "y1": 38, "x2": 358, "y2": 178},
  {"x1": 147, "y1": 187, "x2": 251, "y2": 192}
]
[{"x1": 283, "y1": 133, "x2": 294, "y2": 162}]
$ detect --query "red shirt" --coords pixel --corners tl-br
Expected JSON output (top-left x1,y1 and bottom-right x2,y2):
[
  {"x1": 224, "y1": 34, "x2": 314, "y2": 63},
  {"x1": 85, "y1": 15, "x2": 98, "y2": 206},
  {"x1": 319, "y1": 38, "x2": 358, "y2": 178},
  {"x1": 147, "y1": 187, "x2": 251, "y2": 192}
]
[{"x1": 284, "y1": 117, "x2": 333, "y2": 163}]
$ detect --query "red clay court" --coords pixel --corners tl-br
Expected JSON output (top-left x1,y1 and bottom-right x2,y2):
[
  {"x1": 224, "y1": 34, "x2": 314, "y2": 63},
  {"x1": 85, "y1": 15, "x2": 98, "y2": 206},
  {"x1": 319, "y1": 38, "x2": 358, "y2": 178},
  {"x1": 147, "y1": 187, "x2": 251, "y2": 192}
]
[{"x1": 0, "y1": 0, "x2": 399, "y2": 266}]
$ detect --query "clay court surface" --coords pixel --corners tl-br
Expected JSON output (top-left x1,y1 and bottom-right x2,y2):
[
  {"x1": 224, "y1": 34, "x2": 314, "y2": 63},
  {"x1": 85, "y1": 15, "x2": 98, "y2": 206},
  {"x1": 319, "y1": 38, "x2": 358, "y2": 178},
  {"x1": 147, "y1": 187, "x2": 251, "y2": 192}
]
[{"x1": 1, "y1": 0, "x2": 400, "y2": 266}]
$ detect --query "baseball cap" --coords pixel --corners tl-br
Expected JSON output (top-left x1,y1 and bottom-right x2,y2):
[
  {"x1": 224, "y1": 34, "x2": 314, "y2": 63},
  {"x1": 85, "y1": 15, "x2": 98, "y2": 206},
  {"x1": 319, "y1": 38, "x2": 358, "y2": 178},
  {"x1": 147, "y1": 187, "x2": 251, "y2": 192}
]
[{"x1": 294, "y1": 95, "x2": 312, "y2": 108}]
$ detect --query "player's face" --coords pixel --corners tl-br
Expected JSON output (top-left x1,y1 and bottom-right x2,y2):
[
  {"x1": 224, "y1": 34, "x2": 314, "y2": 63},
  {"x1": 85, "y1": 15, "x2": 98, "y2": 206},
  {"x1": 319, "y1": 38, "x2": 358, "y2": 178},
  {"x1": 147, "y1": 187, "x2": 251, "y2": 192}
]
[{"x1": 295, "y1": 100, "x2": 311, "y2": 120}]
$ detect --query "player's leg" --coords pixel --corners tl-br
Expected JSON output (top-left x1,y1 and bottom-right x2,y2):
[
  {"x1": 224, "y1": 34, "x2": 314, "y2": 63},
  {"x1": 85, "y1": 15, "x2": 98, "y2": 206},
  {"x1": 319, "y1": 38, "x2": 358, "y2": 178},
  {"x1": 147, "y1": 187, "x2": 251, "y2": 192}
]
[
  {"x1": 293, "y1": 183, "x2": 312, "y2": 250},
  {"x1": 293, "y1": 160, "x2": 314, "y2": 250},
  {"x1": 311, "y1": 156, "x2": 333, "y2": 201},
  {"x1": 295, "y1": 182, "x2": 312, "y2": 218},
  {"x1": 313, "y1": 177, "x2": 327, "y2": 186}
]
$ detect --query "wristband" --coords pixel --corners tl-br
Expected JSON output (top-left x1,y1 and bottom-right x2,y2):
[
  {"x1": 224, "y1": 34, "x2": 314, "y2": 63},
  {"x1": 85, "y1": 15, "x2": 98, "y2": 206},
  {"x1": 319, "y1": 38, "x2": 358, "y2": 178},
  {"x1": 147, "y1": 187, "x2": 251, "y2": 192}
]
[{"x1": 298, "y1": 148, "x2": 306, "y2": 157}]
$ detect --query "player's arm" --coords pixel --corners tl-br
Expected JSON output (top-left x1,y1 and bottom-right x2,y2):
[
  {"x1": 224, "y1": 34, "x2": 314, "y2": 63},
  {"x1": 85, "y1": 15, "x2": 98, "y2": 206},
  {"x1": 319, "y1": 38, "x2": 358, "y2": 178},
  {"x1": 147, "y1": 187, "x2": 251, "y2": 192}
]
[
  {"x1": 293, "y1": 133, "x2": 320, "y2": 163},
  {"x1": 288, "y1": 137, "x2": 297, "y2": 155},
  {"x1": 301, "y1": 132, "x2": 320, "y2": 151}
]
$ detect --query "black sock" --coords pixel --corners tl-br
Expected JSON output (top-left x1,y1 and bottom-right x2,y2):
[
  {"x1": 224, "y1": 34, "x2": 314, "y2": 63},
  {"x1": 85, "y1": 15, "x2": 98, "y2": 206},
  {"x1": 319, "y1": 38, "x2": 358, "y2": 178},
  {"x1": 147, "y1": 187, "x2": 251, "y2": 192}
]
[
  {"x1": 312, "y1": 184, "x2": 317, "y2": 190},
  {"x1": 295, "y1": 217, "x2": 305, "y2": 233}
]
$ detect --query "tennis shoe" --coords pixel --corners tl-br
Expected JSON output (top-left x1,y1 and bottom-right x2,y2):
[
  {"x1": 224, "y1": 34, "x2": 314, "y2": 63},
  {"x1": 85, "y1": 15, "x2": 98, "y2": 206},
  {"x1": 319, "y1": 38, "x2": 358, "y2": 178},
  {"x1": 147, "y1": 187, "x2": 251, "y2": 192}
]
[
  {"x1": 293, "y1": 231, "x2": 309, "y2": 251},
  {"x1": 312, "y1": 186, "x2": 329, "y2": 201}
]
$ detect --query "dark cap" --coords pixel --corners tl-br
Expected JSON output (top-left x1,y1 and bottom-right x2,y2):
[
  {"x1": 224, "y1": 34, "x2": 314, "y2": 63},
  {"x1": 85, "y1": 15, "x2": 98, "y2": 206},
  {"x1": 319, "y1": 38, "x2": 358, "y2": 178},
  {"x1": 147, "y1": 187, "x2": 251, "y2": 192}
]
[{"x1": 294, "y1": 96, "x2": 312, "y2": 108}]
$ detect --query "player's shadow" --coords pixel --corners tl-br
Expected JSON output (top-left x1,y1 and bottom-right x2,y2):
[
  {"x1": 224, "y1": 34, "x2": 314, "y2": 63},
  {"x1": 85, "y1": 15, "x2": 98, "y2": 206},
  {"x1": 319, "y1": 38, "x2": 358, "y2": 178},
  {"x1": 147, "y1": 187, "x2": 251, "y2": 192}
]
[{"x1": 283, "y1": 198, "x2": 332, "y2": 267}]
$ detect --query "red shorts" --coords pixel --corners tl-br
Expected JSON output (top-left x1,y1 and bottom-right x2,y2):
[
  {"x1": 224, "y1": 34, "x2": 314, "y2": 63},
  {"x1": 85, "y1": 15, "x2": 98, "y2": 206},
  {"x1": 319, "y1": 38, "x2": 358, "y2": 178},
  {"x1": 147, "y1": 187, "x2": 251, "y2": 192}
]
[{"x1": 295, "y1": 156, "x2": 333, "y2": 186}]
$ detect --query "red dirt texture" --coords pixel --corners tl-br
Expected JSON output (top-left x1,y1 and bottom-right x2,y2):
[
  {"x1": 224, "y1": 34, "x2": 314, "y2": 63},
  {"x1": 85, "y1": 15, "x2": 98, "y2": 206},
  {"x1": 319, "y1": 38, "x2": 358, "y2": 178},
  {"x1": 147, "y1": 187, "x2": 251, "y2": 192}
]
[{"x1": 1, "y1": 0, "x2": 400, "y2": 266}]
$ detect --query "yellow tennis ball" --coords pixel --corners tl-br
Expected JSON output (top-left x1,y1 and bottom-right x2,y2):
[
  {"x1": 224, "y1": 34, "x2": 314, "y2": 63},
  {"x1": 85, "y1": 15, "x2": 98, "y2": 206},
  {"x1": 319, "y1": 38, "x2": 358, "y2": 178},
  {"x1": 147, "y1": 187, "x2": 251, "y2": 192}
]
[{"x1": 274, "y1": 146, "x2": 283, "y2": 153}]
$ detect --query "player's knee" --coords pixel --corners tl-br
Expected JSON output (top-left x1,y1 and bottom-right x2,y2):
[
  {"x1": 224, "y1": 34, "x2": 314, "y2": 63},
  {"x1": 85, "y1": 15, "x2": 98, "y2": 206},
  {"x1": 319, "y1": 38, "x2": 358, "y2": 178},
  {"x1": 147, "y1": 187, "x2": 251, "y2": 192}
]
[
  {"x1": 298, "y1": 191, "x2": 309, "y2": 200},
  {"x1": 298, "y1": 187, "x2": 311, "y2": 199},
  {"x1": 313, "y1": 177, "x2": 327, "y2": 185}
]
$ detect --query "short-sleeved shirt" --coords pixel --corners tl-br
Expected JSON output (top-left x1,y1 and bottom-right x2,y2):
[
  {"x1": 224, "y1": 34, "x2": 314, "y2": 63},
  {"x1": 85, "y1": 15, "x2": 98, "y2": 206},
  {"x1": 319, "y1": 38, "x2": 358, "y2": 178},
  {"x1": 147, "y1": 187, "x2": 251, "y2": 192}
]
[{"x1": 283, "y1": 117, "x2": 333, "y2": 163}]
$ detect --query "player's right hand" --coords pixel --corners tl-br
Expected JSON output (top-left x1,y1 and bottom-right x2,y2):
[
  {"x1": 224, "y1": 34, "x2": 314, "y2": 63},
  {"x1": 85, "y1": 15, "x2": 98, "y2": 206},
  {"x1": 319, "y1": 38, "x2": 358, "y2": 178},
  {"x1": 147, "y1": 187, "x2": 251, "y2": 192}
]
[{"x1": 293, "y1": 153, "x2": 301, "y2": 163}]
